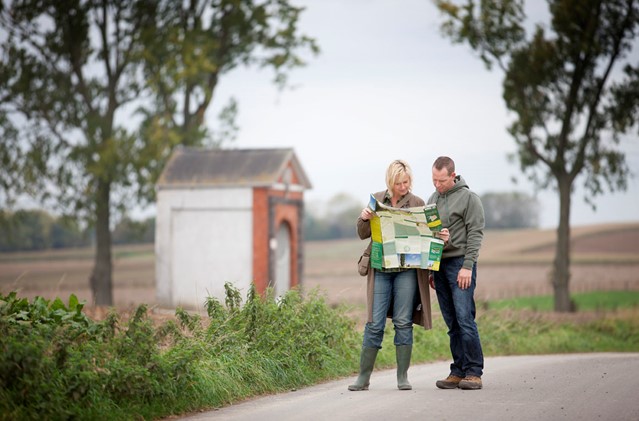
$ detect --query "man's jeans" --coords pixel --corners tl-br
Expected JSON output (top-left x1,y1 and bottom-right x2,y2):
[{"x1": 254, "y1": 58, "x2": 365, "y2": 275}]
[
  {"x1": 362, "y1": 269, "x2": 417, "y2": 349},
  {"x1": 434, "y1": 256, "x2": 484, "y2": 377}
]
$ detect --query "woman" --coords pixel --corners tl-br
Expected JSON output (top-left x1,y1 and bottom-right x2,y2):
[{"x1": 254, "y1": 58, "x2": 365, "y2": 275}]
[{"x1": 348, "y1": 159, "x2": 449, "y2": 391}]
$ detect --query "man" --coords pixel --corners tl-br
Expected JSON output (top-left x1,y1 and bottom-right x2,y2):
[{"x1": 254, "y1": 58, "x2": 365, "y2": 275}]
[{"x1": 428, "y1": 156, "x2": 485, "y2": 390}]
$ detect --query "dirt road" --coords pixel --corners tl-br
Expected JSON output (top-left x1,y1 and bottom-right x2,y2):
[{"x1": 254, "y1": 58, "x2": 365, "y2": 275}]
[{"x1": 180, "y1": 353, "x2": 639, "y2": 421}]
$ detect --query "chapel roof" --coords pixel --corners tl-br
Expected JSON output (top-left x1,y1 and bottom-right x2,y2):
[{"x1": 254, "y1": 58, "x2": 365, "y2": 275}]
[{"x1": 157, "y1": 147, "x2": 312, "y2": 189}]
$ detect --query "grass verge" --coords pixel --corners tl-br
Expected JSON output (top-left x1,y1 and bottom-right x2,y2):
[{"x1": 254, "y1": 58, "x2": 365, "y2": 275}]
[
  {"x1": 1, "y1": 289, "x2": 638, "y2": 419},
  {"x1": 486, "y1": 290, "x2": 639, "y2": 311},
  {"x1": 0, "y1": 285, "x2": 360, "y2": 420},
  {"x1": 374, "y1": 291, "x2": 639, "y2": 368}
]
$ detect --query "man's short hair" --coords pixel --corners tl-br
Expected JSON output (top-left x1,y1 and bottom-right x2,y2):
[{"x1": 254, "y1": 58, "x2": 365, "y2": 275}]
[{"x1": 433, "y1": 156, "x2": 455, "y2": 175}]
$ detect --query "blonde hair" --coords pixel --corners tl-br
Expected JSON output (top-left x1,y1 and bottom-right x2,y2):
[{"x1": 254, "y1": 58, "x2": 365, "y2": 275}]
[{"x1": 385, "y1": 159, "x2": 413, "y2": 192}]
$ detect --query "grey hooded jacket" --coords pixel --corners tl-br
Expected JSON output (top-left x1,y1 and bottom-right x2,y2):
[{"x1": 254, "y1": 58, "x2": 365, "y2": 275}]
[{"x1": 428, "y1": 175, "x2": 485, "y2": 270}]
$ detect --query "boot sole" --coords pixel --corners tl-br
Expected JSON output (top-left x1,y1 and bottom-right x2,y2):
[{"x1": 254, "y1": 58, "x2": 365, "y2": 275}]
[{"x1": 436, "y1": 382, "x2": 460, "y2": 389}]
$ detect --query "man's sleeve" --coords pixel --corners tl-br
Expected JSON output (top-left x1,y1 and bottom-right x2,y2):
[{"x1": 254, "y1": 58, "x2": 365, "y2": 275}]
[{"x1": 463, "y1": 192, "x2": 485, "y2": 270}]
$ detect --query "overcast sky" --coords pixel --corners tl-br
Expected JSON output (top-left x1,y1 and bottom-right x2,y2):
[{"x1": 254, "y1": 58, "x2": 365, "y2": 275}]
[{"x1": 208, "y1": 0, "x2": 638, "y2": 229}]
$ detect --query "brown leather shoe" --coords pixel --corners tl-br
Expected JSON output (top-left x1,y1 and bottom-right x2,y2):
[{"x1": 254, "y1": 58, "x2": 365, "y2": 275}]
[
  {"x1": 435, "y1": 374, "x2": 463, "y2": 389},
  {"x1": 459, "y1": 375, "x2": 482, "y2": 390}
]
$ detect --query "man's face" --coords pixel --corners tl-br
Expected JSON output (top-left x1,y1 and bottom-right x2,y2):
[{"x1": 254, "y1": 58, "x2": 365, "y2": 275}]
[{"x1": 432, "y1": 167, "x2": 456, "y2": 195}]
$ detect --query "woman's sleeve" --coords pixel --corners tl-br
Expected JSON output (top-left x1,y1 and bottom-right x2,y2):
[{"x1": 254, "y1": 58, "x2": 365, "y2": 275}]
[{"x1": 356, "y1": 217, "x2": 371, "y2": 239}]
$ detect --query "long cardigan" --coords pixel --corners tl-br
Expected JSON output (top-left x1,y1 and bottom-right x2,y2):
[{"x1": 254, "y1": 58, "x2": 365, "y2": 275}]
[{"x1": 356, "y1": 190, "x2": 432, "y2": 330}]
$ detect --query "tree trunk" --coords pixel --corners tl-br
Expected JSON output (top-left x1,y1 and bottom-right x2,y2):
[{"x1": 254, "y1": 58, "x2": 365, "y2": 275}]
[
  {"x1": 553, "y1": 177, "x2": 573, "y2": 312},
  {"x1": 90, "y1": 179, "x2": 113, "y2": 306}
]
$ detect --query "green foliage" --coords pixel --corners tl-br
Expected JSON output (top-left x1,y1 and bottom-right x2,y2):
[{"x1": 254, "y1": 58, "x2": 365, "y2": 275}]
[
  {"x1": 50, "y1": 215, "x2": 90, "y2": 249},
  {"x1": 472, "y1": 292, "x2": 639, "y2": 354},
  {"x1": 112, "y1": 216, "x2": 155, "y2": 245},
  {"x1": 0, "y1": 0, "x2": 318, "y2": 305},
  {"x1": 487, "y1": 290, "x2": 639, "y2": 311},
  {"x1": 0, "y1": 208, "x2": 155, "y2": 251},
  {"x1": 435, "y1": 0, "x2": 639, "y2": 311},
  {"x1": 0, "y1": 209, "x2": 52, "y2": 251},
  {"x1": 0, "y1": 209, "x2": 90, "y2": 251},
  {"x1": 374, "y1": 294, "x2": 639, "y2": 368},
  {"x1": 0, "y1": 1, "x2": 148, "y2": 216},
  {"x1": 135, "y1": 0, "x2": 320, "y2": 202},
  {"x1": 0, "y1": 284, "x2": 359, "y2": 419},
  {"x1": 3, "y1": 286, "x2": 636, "y2": 419},
  {"x1": 480, "y1": 309, "x2": 639, "y2": 355},
  {"x1": 435, "y1": 0, "x2": 639, "y2": 196}
]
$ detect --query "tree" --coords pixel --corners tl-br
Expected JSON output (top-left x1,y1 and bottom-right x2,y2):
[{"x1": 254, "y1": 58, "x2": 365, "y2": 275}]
[
  {"x1": 304, "y1": 193, "x2": 362, "y2": 241},
  {"x1": 112, "y1": 216, "x2": 154, "y2": 244},
  {"x1": 1, "y1": 1, "x2": 160, "y2": 305},
  {"x1": 133, "y1": 0, "x2": 320, "y2": 201},
  {"x1": 435, "y1": 0, "x2": 639, "y2": 311},
  {"x1": 0, "y1": 209, "x2": 52, "y2": 251},
  {"x1": 50, "y1": 216, "x2": 89, "y2": 249},
  {"x1": 0, "y1": 0, "x2": 317, "y2": 305},
  {"x1": 0, "y1": 209, "x2": 88, "y2": 251},
  {"x1": 481, "y1": 191, "x2": 539, "y2": 229}
]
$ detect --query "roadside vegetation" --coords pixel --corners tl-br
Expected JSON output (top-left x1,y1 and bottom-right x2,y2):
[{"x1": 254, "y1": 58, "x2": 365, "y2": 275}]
[
  {"x1": 0, "y1": 285, "x2": 359, "y2": 420},
  {"x1": 487, "y1": 291, "x2": 639, "y2": 312},
  {"x1": 379, "y1": 290, "x2": 639, "y2": 367},
  {"x1": 2, "y1": 287, "x2": 638, "y2": 420}
]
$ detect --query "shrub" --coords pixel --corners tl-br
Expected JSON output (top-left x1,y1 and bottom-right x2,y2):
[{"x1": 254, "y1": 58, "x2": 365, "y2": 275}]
[{"x1": 0, "y1": 284, "x2": 360, "y2": 419}]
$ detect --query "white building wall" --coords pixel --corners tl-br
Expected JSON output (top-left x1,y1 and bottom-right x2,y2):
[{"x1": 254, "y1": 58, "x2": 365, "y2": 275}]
[{"x1": 156, "y1": 188, "x2": 253, "y2": 309}]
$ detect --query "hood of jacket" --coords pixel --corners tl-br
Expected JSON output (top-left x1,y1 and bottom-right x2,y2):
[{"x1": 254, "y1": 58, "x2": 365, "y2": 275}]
[{"x1": 428, "y1": 175, "x2": 484, "y2": 269}]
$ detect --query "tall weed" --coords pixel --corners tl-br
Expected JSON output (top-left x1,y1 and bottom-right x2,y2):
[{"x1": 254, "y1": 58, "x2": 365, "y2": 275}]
[
  {"x1": 0, "y1": 285, "x2": 359, "y2": 420},
  {"x1": 2, "y1": 288, "x2": 637, "y2": 420}
]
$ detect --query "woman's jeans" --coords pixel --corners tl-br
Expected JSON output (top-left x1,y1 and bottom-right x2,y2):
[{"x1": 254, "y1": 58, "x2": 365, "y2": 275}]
[
  {"x1": 433, "y1": 256, "x2": 484, "y2": 377},
  {"x1": 362, "y1": 269, "x2": 417, "y2": 349}
]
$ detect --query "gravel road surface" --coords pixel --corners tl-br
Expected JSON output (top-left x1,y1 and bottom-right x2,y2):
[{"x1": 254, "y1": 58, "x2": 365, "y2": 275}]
[{"x1": 180, "y1": 353, "x2": 639, "y2": 421}]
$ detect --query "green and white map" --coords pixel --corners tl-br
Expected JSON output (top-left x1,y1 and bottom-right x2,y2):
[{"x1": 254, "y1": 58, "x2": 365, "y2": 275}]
[{"x1": 368, "y1": 194, "x2": 445, "y2": 271}]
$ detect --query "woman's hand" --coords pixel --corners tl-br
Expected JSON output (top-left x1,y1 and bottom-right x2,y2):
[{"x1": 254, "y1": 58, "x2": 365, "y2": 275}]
[{"x1": 360, "y1": 208, "x2": 374, "y2": 221}]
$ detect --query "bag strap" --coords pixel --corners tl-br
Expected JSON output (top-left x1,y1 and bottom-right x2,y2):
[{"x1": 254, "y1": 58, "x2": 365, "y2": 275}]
[{"x1": 363, "y1": 241, "x2": 372, "y2": 257}]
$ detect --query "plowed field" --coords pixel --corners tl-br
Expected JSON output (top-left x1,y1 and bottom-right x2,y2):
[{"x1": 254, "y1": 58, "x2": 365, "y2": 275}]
[{"x1": 1, "y1": 223, "x2": 638, "y2": 315}]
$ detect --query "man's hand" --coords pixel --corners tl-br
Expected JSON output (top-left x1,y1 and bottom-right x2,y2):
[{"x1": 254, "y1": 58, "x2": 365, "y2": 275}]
[
  {"x1": 436, "y1": 228, "x2": 450, "y2": 244},
  {"x1": 457, "y1": 268, "x2": 472, "y2": 290}
]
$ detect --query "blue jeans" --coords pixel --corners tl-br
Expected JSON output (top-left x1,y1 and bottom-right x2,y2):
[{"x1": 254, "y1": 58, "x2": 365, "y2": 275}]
[
  {"x1": 434, "y1": 256, "x2": 484, "y2": 377},
  {"x1": 362, "y1": 269, "x2": 418, "y2": 348}
]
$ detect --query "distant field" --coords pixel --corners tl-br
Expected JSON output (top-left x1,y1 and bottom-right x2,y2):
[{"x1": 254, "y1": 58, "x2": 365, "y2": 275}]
[
  {"x1": 479, "y1": 222, "x2": 639, "y2": 264},
  {"x1": 1, "y1": 222, "x2": 638, "y2": 310},
  {"x1": 0, "y1": 244, "x2": 157, "y2": 309},
  {"x1": 303, "y1": 222, "x2": 639, "y2": 308}
]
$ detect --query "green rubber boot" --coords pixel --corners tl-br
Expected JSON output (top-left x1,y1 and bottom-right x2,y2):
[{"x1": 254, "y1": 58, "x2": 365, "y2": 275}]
[
  {"x1": 348, "y1": 347, "x2": 379, "y2": 391},
  {"x1": 396, "y1": 344, "x2": 412, "y2": 390}
]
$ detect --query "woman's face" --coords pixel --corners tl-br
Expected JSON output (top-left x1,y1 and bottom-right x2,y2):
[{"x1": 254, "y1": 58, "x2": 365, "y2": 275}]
[{"x1": 391, "y1": 173, "x2": 410, "y2": 198}]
